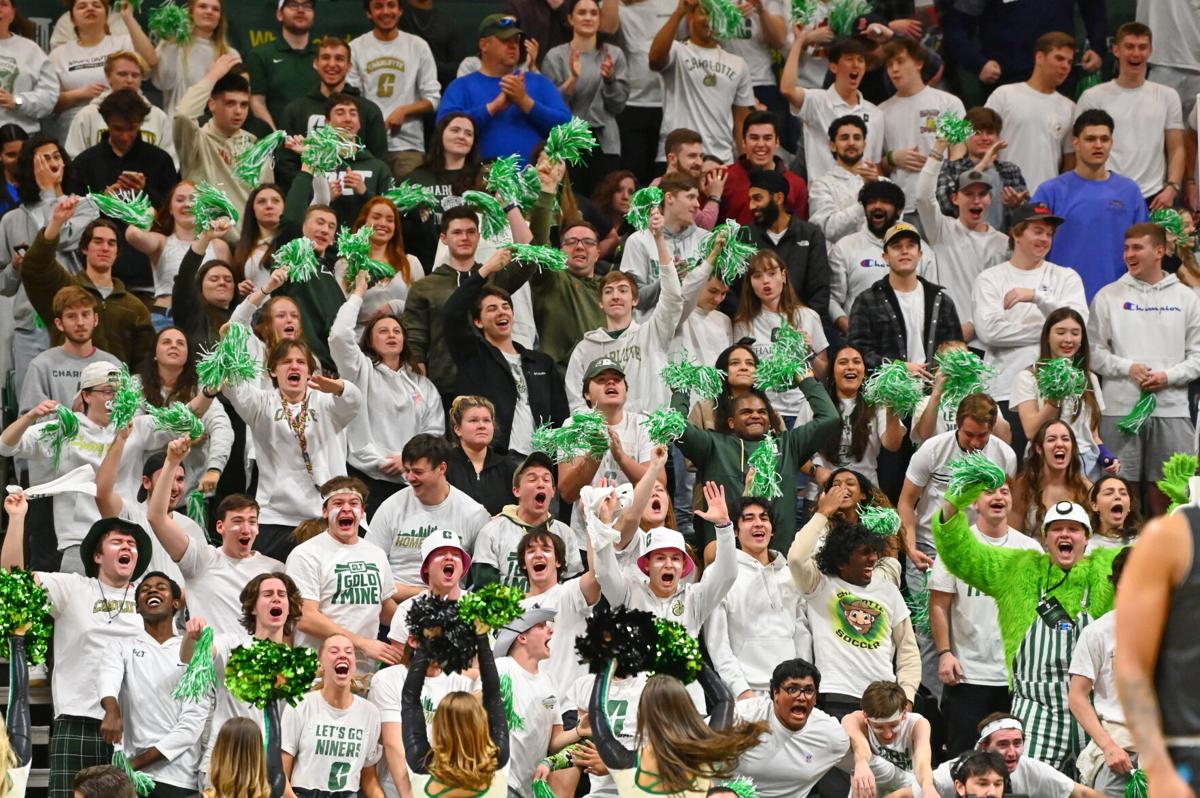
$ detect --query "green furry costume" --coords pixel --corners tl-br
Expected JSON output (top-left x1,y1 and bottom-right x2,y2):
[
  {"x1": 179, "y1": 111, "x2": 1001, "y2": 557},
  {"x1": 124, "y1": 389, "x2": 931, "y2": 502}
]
[{"x1": 933, "y1": 506, "x2": 1123, "y2": 773}]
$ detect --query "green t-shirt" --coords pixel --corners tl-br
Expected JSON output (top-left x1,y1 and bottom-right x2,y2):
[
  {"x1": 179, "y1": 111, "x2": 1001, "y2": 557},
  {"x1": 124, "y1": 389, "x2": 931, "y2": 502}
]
[{"x1": 246, "y1": 37, "x2": 320, "y2": 126}]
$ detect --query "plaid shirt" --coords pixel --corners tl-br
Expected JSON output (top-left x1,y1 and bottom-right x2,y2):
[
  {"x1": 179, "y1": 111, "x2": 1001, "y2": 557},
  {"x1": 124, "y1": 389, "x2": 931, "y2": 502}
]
[
  {"x1": 847, "y1": 276, "x2": 963, "y2": 371},
  {"x1": 936, "y1": 156, "x2": 1028, "y2": 230}
]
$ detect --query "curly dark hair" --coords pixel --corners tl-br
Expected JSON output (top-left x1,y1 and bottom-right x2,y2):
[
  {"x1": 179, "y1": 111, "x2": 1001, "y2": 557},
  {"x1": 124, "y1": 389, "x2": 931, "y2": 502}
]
[
  {"x1": 239, "y1": 571, "x2": 303, "y2": 637},
  {"x1": 815, "y1": 522, "x2": 887, "y2": 576}
]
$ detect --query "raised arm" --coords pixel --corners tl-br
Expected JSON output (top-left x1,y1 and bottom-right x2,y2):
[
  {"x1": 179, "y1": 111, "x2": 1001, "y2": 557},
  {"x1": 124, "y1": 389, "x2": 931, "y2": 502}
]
[
  {"x1": 476, "y1": 633, "x2": 509, "y2": 766},
  {"x1": 931, "y1": 497, "x2": 1026, "y2": 598},
  {"x1": 0, "y1": 492, "x2": 29, "y2": 571},
  {"x1": 779, "y1": 24, "x2": 810, "y2": 109},
  {"x1": 94, "y1": 425, "x2": 130, "y2": 519},
  {"x1": 146, "y1": 437, "x2": 195, "y2": 563},
  {"x1": 649, "y1": 0, "x2": 686, "y2": 72},
  {"x1": 787, "y1": 487, "x2": 841, "y2": 594},
  {"x1": 589, "y1": 660, "x2": 636, "y2": 771},
  {"x1": 401, "y1": 643, "x2": 434, "y2": 773},
  {"x1": 686, "y1": 482, "x2": 738, "y2": 620}
]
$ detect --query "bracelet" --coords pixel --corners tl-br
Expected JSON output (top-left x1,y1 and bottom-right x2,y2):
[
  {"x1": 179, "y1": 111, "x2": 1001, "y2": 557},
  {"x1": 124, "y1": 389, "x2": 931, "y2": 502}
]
[
  {"x1": 503, "y1": 202, "x2": 519, "y2": 213},
  {"x1": 937, "y1": 649, "x2": 952, "y2": 656},
  {"x1": 886, "y1": 150, "x2": 895, "y2": 167},
  {"x1": 706, "y1": 195, "x2": 720, "y2": 204},
  {"x1": 202, "y1": 387, "x2": 219, "y2": 398}
]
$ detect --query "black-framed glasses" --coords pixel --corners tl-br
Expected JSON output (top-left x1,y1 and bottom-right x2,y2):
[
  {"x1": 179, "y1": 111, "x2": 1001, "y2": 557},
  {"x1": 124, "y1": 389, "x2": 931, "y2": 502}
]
[
  {"x1": 780, "y1": 684, "x2": 817, "y2": 697},
  {"x1": 563, "y1": 236, "x2": 597, "y2": 248}
]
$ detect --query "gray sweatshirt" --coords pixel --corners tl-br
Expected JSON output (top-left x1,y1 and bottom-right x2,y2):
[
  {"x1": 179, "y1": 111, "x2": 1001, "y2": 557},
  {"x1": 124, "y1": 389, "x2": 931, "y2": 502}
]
[{"x1": 18, "y1": 345, "x2": 119, "y2": 412}]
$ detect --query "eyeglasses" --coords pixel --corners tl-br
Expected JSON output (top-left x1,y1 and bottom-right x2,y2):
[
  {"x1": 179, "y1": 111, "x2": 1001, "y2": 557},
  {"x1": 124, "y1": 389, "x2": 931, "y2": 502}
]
[
  {"x1": 780, "y1": 684, "x2": 817, "y2": 697},
  {"x1": 563, "y1": 237, "x2": 597, "y2": 248},
  {"x1": 283, "y1": 1, "x2": 314, "y2": 10}
]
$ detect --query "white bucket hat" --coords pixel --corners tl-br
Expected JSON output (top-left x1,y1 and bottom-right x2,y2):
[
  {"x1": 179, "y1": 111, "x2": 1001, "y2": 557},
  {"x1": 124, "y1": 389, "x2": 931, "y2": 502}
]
[{"x1": 419, "y1": 530, "x2": 472, "y2": 583}]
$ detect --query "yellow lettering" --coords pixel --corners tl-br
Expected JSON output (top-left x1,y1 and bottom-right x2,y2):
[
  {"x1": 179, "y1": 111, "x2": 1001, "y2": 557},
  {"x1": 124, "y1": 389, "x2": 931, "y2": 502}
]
[
  {"x1": 249, "y1": 30, "x2": 277, "y2": 47},
  {"x1": 376, "y1": 73, "x2": 395, "y2": 98}
]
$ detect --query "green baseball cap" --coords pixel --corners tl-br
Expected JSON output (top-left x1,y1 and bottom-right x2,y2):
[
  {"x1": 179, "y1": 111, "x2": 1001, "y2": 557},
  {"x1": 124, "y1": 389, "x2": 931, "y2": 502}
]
[{"x1": 478, "y1": 13, "x2": 522, "y2": 40}]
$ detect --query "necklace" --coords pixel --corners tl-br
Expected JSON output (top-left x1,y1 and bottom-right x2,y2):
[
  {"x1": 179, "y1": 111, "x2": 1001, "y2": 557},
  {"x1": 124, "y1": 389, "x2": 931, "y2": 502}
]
[
  {"x1": 97, "y1": 581, "x2": 131, "y2": 624},
  {"x1": 279, "y1": 390, "x2": 314, "y2": 476}
]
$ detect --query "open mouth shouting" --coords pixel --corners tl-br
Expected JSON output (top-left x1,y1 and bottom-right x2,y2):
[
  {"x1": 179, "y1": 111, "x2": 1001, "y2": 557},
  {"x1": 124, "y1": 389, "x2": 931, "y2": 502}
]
[
  {"x1": 285, "y1": 370, "x2": 303, "y2": 388},
  {"x1": 964, "y1": 204, "x2": 985, "y2": 223},
  {"x1": 268, "y1": 603, "x2": 285, "y2": 621},
  {"x1": 532, "y1": 490, "x2": 549, "y2": 510},
  {"x1": 333, "y1": 657, "x2": 352, "y2": 678},
  {"x1": 988, "y1": 496, "x2": 1007, "y2": 513},
  {"x1": 1049, "y1": 445, "x2": 1069, "y2": 468}
]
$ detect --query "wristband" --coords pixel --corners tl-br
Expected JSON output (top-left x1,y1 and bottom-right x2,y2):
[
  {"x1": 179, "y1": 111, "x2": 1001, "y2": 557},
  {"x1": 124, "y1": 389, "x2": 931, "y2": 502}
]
[
  {"x1": 886, "y1": 150, "x2": 895, "y2": 167},
  {"x1": 938, "y1": 649, "x2": 953, "y2": 656},
  {"x1": 202, "y1": 387, "x2": 219, "y2": 398},
  {"x1": 503, "y1": 203, "x2": 519, "y2": 213}
]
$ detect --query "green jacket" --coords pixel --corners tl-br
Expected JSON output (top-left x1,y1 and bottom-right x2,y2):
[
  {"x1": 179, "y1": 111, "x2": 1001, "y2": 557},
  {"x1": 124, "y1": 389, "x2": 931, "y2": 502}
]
[
  {"x1": 672, "y1": 377, "x2": 839, "y2": 551},
  {"x1": 490, "y1": 190, "x2": 605, "y2": 376},
  {"x1": 285, "y1": 154, "x2": 392, "y2": 229},
  {"x1": 401, "y1": 261, "x2": 480, "y2": 396},
  {"x1": 933, "y1": 508, "x2": 1122, "y2": 681}
]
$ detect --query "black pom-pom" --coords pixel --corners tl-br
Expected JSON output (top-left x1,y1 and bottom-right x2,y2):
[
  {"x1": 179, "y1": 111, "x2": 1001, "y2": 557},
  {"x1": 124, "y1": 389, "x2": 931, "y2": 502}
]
[
  {"x1": 575, "y1": 605, "x2": 657, "y2": 678},
  {"x1": 406, "y1": 594, "x2": 476, "y2": 674}
]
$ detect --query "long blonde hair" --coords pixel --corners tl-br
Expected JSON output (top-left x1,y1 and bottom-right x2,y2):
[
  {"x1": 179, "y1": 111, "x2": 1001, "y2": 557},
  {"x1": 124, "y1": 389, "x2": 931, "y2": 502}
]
[
  {"x1": 204, "y1": 717, "x2": 271, "y2": 798},
  {"x1": 427, "y1": 692, "x2": 499, "y2": 791},
  {"x1": 0, "y1": 727, "x2": 16, "y2": 798},
  {"x1": 637, "y1": 675, "x2": 765, "y2": 793}
]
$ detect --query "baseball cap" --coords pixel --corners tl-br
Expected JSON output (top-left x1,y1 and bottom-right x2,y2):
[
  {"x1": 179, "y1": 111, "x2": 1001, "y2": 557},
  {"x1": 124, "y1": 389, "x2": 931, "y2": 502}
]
[
  {"x1": 512, "y1": 451, "x2": 556, "y2": 489},
  {"x1": 478, "y1": 14, "x2": 522, "y2": 40},
  {"x1": 637, "y1": 527, "x2": 696, "y2": 578},
  {"x1": 73, "y1": 361, "x2": 120, "y2": 406},
  {"x1": 1043, "y1": 501, "x2": 1091, "y2": 535},
  {"x1": 419, "y1": 530, "x2": 472, "y2": 584},
  {"x1": 1011, "y1": 202, "x2": 1064, "y2": 227},
  {"x1": 492, "y1": 606, "x2": 556, "y2": 657},
  {"x1": 582, "y1": 356, "x2": 625, "y2": 394},
  {"x1": 277, "y1": 0, "x2": 315, "y2": 10},
  {"x1": 956, "y1": 170, "x2": 991, "y2": 191},
  {"x1": 882, "y1": 222, "x2": 922, "y2": 248}
]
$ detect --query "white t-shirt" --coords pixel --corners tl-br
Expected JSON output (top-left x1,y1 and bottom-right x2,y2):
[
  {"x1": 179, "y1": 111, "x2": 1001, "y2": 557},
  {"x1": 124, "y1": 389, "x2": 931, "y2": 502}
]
[
  {"x1": 495, "y1": 657, "x2": 559, "y2": 797},
  {"x1": 984, "y1": 82, "x2": 1075, "y2": 195},
  {"x1": 1139, "y1": 0, "x2": 1200, "y2": 72},
  {"x1": 366, "y1": 486, "x2": 491, "y2": 587},
  {"x1": 177, "y1": 539, "x2": 283, "y2": 635},
  {"x1": 347, "y1": 30, "x2": 441, "y2": 152},
  {"x1": 868, "y1": 711, "x2": 922, "y2": 772},
  {"x1": 522, "y1": 580, "x2": 594, "y2": 699},
  {"x1": 39, "y1": 572, "x2": 142, "y2": 718},
  {"x1": 893, "y1": 285, "x2": 927, "y2": 363},
  {"x1": 115, "y1": 501, "x2": 187, "y2": 591},
  {"x1": 569, "y1": 411, "x2": 653, "y2": 541},
  {"x1": 658, "y1": 39, "x2": 756, "y2": 163},
  {"x1": 927, "y1": 525, "x2": 1044, "y2": 686},
  {"x1": 802, "y1": 572, "x2": 910, "y2": 699},
  {"x1": 1068, "y1": 611, "x2": 1122, "y2": 723},
  {"x1": 286, "y1": 534, "x2": 396, "y2": 658},
  {"x1": 733, "y1": 306, "x2": 829, "y2": 418},
  {"x1": 933, "y1": 755, "x2": 1075, "y2": 798},
  {"x1": 719, "y1": 0, "x2": 788, "y2": 86},
  {"x1": 734, "y1": 697, "x2": 850, "y2": 798},
  {"x1": 1009, "y1": 369, "x2": 1105, "y2": 462},
  {"x1": 812, "y1": 399, "x2": 898, "y2": 486},
  {"x1": 879, "y1": 86, "x2": 966, "y2": 212},
  {"x1": 615, "y1": 0, "x2": 677, "y2": 107},
  {"x1": 503, "y1": 350, "x2": 536, "y2": 455},
  {"x1": 796, "y1": 88, "x2": 884, "y2": 183},
  {"x1": 904, "y1": 429, "x2": 1017, "y2": 553},
  {"x1": 1076, "y1": 80, "x2": 1184, "y2": 198},
  {"x1": 473, "y1": 514, "x2": 582, "y2": 592},
  {"x1": 282, "y1": 692, "x2": 382, "y2": 793},
  {"x1": 47, "y1": 33, "x2": 133, "y2": 135},
  {"x1": 568, "y1": 672, "x2": 651, "y2": 798}
]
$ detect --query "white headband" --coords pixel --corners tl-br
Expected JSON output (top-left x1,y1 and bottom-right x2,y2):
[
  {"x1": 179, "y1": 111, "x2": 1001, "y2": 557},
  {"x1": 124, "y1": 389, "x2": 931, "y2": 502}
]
[
  {"x1": 7, "y1": 465, "x2": 97, "y2": 500},
  {"x1": 977, "y1": 718, "x2": 1023, "y2": 746},
  {"x1": 868, "y1": 710, "x2": 905, "y2": 725},
  {"x1": 322, "y1": 488, "x2": 364, "y2": 504}
]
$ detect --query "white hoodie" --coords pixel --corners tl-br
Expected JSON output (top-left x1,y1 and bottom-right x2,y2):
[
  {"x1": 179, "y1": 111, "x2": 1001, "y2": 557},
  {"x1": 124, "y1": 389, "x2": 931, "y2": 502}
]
[
  {"x1": 829, "y1": 227, "x2": 938, "y2": 325},
  {"x1": 565, "y1": 256, "x2": 684, "y2": 414},
  {"x1": 1088, "y1": 271, "x2": 1200, "y2": 418},
  {"x1": 705, "y1": 548, "x2": 811, "y2": 696}
]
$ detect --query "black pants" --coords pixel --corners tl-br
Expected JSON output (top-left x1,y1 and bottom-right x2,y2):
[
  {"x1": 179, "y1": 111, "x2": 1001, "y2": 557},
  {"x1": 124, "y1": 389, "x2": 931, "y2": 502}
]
[
  {"x1": 940, "y1": 682, "x2": 1012, "y2": 759},
  {"x1": 618, "y1": 105, "x2": 664, "y2": 186},
  {"x1": 255, "y1": 522, "x2": 300, "y2": 562},
  {"x1": 817, "y1": 694, "x2": 861, "y2": 798},
  {"x1": 150, "y1": 783, "x2": 200, "y2": 798},
  {"x1": 999, "y1": 400, "x2": 1028, "y2": 469}
]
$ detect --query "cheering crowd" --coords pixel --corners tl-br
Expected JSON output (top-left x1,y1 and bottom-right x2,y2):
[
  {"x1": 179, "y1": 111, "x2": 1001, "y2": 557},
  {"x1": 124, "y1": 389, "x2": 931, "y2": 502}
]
[{"x1": 0, "y1": 0, "x2": 1198, "y2": 795}]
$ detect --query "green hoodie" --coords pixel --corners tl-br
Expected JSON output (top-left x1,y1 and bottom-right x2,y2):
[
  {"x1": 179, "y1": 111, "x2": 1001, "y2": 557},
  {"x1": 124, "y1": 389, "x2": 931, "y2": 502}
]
[
  {"x1": 489, "y1": 190, "x2": 606, "y2": 376},
  {"x1": 672, "y1": 378, "x2": 840, "y2": 551}
]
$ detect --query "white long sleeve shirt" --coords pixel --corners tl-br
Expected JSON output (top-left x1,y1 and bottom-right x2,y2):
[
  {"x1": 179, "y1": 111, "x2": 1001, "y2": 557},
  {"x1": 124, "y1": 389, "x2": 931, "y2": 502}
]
[
  {"x1": 808, "y1": 167, "x2": 866, "y2": 246},
  {"x1": 96, "y1": 630, "x2": 208, "y2": 791},
  {"x1": 1087, "y1": 271, "x2": 1200, "y2": 418},
  {"x1": 223, "y1": 381, "x2": 362, "y2": 526},
  {"x1": 972, "y1": 259, "x2": 1087, "y2": 402},
  {"x1": 0, "y1": 34, "x2": 60, "y2": 133},
  {"x1": 705, "y1": 549, "x2": 810, "y2": 696},
  {"x1": 347, "y1": 30, "x2": 441, "y2": 153},
  {"x1": 829, "y1": 228, "x2": 938, "y2": 324}
]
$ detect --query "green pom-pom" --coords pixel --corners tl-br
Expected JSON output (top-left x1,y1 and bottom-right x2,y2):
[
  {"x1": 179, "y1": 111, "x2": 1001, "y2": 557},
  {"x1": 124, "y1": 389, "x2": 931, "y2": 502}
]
[
  {"x1": 1126, "y1": 769, "x2": 1147, "y2": 798},
  {"x1": 722, "y1": 777, "x2": 760, "y2": 798},
  {"x1": 747, "y1": 433, "x2": 782, "y2": 500},
  {"x1": 754, "y1": 320, "x2": 812, "y2": 393},
  {"x1": 544, "y1": 117, "x2": 598, "y2": 166},
  {"x1": 191, "y1": 182, "x2": 239, "y2": 233},
  {"x1": 518, "y1": 166, "x2": 542, "y2": 210},
  {"x1": 112, "y1": 748, "x2": 155, "y2": 796},
  {"x1": 642, "y1": 406, "x2": 688, "y2": 446},
  {"x1": 226, "y1": 639, "x2": 318, "y2": 709},
  {"x1": 935, "y1": 112, "x2": 975, "y2": 145},
  {"x1": 532, "y1": 780, "x2": 555, "y2": 798},
  {"x1": 535, "y1": 412, "x2": 611, "y2": 462},
  {"x1": 700, "y1": 0, "x2": 747, "y2": 40},
  {"x1": 505, "y1": 243, "x2": 567, "y2": 273},
  {"x1": 946, "y1": 452, "x2": 1006, "y2": 500},
  {"x1": 1142, "y1": 208, "x2": 1190, "y2": 249},
  {"x1": 626, "y1": 186, "x2": 663, "y2": 232},
  {"x1": 38, "y1": 405, "x2": 79, "y2": 468},
  {"x1": 652, "y1": 619, "x2": 703, "y2": 684},
  {"x1": 148, "y1": 1, "x2": 192, "y2": 43},
  {"x1": 826, "y1": 0, "x2": 872, "y2": 36},
  {"x1": 1117, "y1": 391, "x2": 1157, "y2": 436},
  {"x1": 109, "y1": 365, "x2": 144, "y2": 431},
  {"x1": 1035, "y1": 357, "x2": 1086, "y2": 404},
  {"x1": 0, "y1": 568, "x2": 53, "y2": 665},
  {"x1": 461, "y1": 190, "x2": 509, "y2": 239},
  {"x1": 383, "y1": 181, "x2": 440, "y2": 215},
  {"x1": 301, "y1": 125, "x2": 361, "y2": 173},
  {"x1": 338, "y1": 225, "x2": 396, "y2": 287},
  {"x1": 113, "y1": 0, "x2": 142, "y2": 12},
  {"x1": 935, "y1": 349, "x2": 993, "y2": 422},
  {"x1": 456, "y1": 584, "x2": 525, "y2": 631},
  {"x1": 862, "y1": 360, "x2": 924, "y2": 417},
  {"x1": 905, "y1": 572, "x2": 931, "y2": 637},
  {"x1": 531, "y1": 423, "x2": 560, "y2": 459},
  {"x1": 662, "y1": 350, "x2": 726, "y2": 402},
  {"x1": 1157, "y1": 453, "x2": 1198, "y2": 513},
  {"x1": 859, "y1": 504, "x2": 901, "y2": 536},
  {"x1": 88, "y1": 190, "x2": 156, "y2": 231},
  {"x1": 273, "y1": 237, "x2": 319, "y2": 283},
  {"x1": 196, "y1": 322, "x2": 262, "y2": 392},
  {"x1": 486, "y1": 155, "x2": 529, "y2": 207},
  {"x1": 235, "y1": 130, "x2": 286, "y2": 186},
  {"x1": 790, "y1": 0, "x2": 815, "y2": 24},
  {"x1": 147, "y1": 401, "x2": 205, "y2": 439},
  {"x1": 702, "y1": 220, "x2": 757, "y2": 284},
  {"x1": 187, "y1": 489, "x2": 208, "y2": 530},
  {"x1": 172, "y1": 625, "x2": 215, "y2": 702},
  {"x1": 499, "y1": 672, "x2": 525, "y2": 730}
]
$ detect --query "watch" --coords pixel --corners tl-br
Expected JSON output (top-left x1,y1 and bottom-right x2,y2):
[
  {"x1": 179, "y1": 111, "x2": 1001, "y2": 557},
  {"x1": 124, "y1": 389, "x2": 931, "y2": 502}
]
[
  {"x1": 1167, "y1": 181, "x2": 1181, "y2": 192},
  {"x1": 13, "y1": 96, "x2": 22, "y2": 109}
]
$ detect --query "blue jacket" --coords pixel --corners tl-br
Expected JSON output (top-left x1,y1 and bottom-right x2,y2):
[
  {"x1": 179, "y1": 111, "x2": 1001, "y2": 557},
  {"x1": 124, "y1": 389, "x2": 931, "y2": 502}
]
[{"x1": 438, "y1": 70, "x2": 571, "y2": 162}]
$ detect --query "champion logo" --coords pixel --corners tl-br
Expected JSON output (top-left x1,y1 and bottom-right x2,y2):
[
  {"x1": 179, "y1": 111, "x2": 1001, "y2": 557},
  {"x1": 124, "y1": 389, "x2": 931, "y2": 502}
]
[
  {"x1": 1122, "y1": 301, "x2": 1183, "y2": 312},
  {"x1": 859, "y1": 259, "x2": 886, "y2": 269}
]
